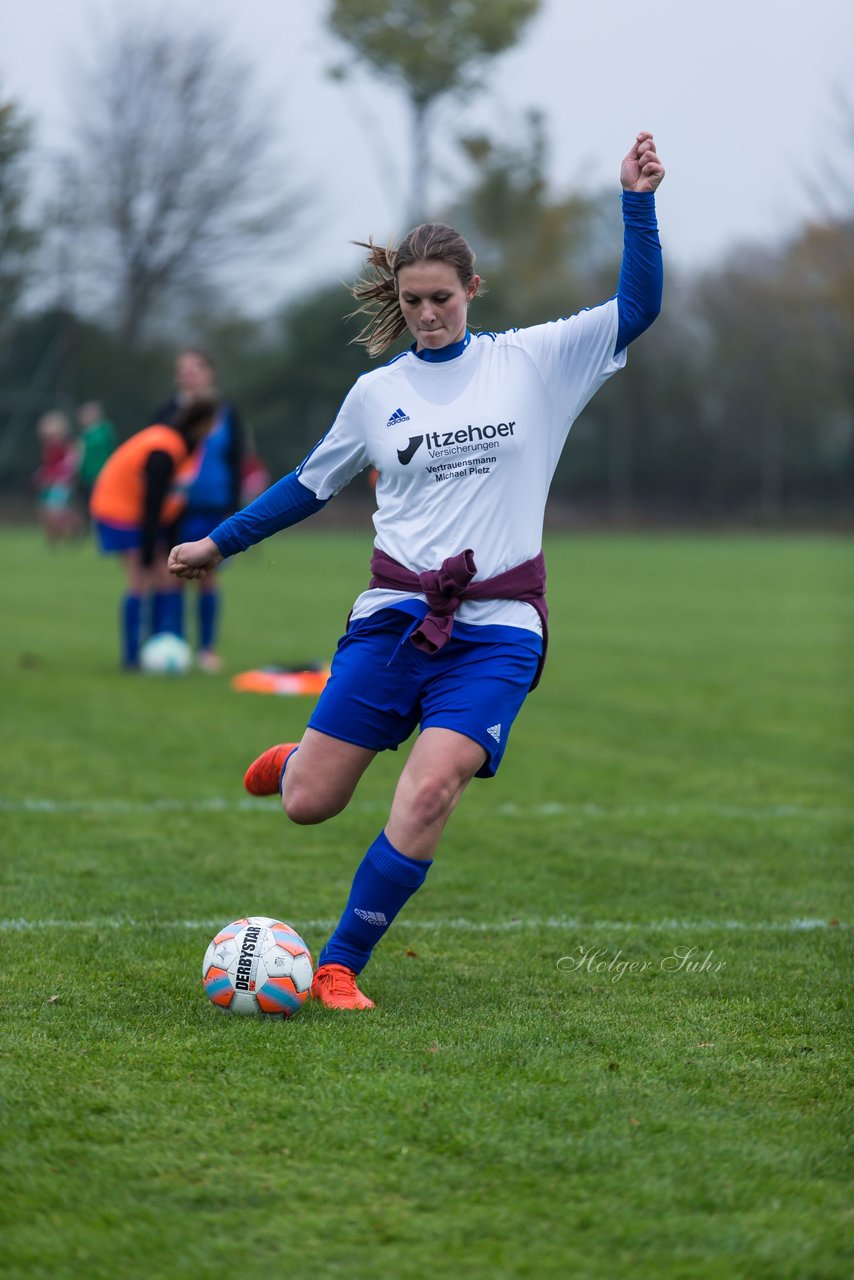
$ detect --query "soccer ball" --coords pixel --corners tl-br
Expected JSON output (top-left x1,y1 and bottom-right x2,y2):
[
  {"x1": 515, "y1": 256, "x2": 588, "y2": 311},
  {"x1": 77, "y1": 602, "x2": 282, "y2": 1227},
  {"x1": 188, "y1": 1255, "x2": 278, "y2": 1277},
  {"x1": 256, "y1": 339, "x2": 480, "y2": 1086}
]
[
  {"x1": 140, "y1": 632, "x2": 192, "y2": 675},
  {"x1": 202, "y1": 916, "x2": 314, "y2": 1018}
]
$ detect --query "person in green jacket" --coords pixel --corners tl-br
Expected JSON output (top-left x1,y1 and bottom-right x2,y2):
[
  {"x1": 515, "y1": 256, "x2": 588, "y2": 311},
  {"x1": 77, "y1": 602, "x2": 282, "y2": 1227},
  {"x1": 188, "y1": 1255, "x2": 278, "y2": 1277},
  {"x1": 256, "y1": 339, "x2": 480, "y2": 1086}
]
[{"x1": 76, "y1": 401, "x2": 117, "y2": 516}]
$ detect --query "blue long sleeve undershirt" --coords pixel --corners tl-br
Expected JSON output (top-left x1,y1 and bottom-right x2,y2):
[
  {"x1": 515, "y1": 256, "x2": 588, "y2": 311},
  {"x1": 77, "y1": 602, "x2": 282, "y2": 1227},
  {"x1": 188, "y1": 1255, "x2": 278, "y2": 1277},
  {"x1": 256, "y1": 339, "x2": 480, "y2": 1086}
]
[
  {"x1": 211, "y1": 191, "x2": 662, "y2": 559},
  {"x1": 614, "y1": 189, "x2": 663, "y2": 354},
  {"x1": 210, "y1": 471, "x2": 326, "y2": 557}
]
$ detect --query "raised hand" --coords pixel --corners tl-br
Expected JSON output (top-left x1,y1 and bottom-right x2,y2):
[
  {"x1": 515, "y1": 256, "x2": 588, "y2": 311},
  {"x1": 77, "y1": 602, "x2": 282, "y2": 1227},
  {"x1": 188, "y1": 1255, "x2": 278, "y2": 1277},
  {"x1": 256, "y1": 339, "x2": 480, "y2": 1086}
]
[
  {"x1": 168, "y1": 536, "x2": 223, "y2": 580},
  {"x1": 621, "y1": 132, "x2": 665, "y2": 193}
]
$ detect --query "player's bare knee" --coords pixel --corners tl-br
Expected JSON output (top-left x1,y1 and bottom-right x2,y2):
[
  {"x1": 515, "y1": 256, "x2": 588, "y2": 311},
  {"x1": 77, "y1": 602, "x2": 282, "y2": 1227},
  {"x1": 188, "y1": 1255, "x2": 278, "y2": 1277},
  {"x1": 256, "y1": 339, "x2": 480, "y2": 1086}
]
[
  {"x1": 282, "y1": 795, "x2": 325, "y2": 825},
  {"x1": 407, "y1": 773, "x2": 458, "y2": 829},
  {"x1": 281, "y1": 788, "x2": 323, "y2": 824},
  {"x1": 282, "y1": 783, "x2": 343, "y2": 826}
]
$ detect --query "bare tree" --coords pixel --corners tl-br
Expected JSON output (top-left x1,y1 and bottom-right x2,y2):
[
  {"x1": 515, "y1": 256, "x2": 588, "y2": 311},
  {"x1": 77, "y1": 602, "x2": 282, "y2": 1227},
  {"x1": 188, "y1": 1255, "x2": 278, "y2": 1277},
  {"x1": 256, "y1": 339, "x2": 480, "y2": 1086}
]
[
  {"x1": 69, "y1": 16, "x2": 302, "y2": 347},
  {"x1": 0, "y1": 91, "x2": 39, "y2": 344},
  {"x1": 811, "y1": 85, "x2": 854, "y2": 224}
]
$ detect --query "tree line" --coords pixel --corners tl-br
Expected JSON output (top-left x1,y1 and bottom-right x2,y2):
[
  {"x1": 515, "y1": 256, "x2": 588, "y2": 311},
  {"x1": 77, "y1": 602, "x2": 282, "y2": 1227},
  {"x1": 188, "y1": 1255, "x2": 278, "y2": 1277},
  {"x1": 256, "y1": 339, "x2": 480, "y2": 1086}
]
[{"x1": 1, "y1": 2, "x2": 851, "y2": 522}]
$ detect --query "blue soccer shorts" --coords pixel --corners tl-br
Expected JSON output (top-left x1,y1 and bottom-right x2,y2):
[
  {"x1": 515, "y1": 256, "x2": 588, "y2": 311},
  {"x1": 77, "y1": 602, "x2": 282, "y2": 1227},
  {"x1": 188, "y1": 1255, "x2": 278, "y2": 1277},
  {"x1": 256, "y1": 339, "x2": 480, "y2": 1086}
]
[
  {"x1": 94, "y1": 520, "x2": 175, "y2": 554},
  {"x1": 179, "y1": 508, "x2": 230, "y2": 544},
  {"x1": 307, "y1": 608, "x2": 541, "y2": 778}
]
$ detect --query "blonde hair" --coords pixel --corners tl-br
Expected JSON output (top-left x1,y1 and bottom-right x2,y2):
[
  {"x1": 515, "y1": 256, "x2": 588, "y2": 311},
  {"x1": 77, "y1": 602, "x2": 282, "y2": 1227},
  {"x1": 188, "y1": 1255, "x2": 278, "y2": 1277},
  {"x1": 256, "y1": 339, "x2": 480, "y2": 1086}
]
[
  {"x1": 350, "y1": 223, "x2": 480, "y2": 358},
  {"x1": 37, "y1": 411, "x2": 71, "y2": 443}
]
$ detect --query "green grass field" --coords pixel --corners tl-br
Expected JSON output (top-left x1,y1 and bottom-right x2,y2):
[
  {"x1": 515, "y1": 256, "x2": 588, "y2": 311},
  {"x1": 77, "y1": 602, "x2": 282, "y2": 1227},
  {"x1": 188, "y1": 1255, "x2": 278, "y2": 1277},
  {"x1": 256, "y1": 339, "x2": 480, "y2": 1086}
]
[{"x1": 1, "y1": 526, "x2": 851, "y2": 1280}]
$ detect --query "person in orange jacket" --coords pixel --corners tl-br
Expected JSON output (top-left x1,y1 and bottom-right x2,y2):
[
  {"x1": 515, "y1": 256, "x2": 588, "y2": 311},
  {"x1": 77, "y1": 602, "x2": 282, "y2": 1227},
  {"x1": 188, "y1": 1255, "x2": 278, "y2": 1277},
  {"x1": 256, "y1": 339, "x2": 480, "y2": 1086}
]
[{"x1": 90, "y1": 398, "x2": 216, "y2": 668}]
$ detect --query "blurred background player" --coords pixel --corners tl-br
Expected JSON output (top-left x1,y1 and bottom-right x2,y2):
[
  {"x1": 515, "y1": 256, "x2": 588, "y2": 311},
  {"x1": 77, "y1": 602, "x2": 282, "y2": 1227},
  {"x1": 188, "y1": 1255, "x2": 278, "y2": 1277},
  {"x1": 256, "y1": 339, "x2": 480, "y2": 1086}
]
[
  {"x1": 239, "y1": 449, "x2": 271, "y2": 505},
  {"x1": 33, "y1": 410, "x2": 81, "y2": 544},
  {"x1": 151, "y1": 348, "x2": 244, "y2": 673},
  {"x1": 170, "y1": 133, "x2": 665, "y2": 1011},
  {"x1": 91, "y1": 399, "x2": 217, "y2": 669},
  {"x1": 76, "y1": 400, "x2": 117, "y2": 522}
]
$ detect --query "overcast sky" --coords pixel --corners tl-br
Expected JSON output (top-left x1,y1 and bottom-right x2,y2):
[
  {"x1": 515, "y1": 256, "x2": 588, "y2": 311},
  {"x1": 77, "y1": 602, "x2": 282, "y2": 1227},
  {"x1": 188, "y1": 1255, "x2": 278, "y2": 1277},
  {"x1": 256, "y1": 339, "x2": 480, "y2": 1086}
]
[{"x1": 2, "y1": 0, "x2": 852, "y2": 303}]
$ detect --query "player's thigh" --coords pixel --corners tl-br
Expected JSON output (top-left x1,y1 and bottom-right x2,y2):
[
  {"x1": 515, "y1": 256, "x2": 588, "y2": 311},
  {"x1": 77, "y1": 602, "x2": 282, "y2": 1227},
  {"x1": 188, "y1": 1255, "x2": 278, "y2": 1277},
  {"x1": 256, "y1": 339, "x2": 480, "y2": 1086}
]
[
  {"x1": 151, "y1": 553, "x2": 179, "y2": 591},
  {"x1": 385, "y1": 727, "x2": 486, "y2": 857},
  {"x1": 284, "y1": 727, "x2": 377, "y2": 813},
  {"x1": 419, "y1": 639, "x2": 540, "y2": 778},
  {"x1": 307, "y1": 611, "x2": 422, "y2": 754},
  {"x1": 289, "y1": 613, "x2": 420, "y2": 821},
  {"x1": 392, "y1": 726, "x2": 486, "y2": 818},
  {"x1": 120, "y1": 547, "x2": 146, "y2": 592}
]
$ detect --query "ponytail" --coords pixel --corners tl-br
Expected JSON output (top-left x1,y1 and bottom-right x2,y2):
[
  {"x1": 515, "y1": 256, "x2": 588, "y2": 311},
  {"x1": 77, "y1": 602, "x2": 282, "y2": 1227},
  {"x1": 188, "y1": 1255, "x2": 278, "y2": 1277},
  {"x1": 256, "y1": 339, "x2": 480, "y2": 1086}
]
[{"x1": 349, "y1": 223, "x2": 481, "y2": 358}]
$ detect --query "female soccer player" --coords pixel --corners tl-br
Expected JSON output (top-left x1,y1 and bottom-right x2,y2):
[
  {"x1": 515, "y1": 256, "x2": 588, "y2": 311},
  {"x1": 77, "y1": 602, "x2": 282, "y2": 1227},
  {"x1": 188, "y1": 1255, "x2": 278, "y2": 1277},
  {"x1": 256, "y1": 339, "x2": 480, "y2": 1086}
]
[
  {"x1": 169, "y1": 132, "x2": 665, "y2": 1009},
  {"x1": 151, "y1": 349, "x2": 245, "y2": 672},
  {"x1": 91, "y1": 399, "x2": 217, "y2": 669}
]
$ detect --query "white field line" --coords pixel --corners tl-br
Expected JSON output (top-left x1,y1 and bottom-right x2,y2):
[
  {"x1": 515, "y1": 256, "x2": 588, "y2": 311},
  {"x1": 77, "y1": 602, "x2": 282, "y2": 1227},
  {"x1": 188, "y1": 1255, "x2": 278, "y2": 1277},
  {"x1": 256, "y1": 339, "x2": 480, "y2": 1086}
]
[
  {"x1": 0, "y1": 916, "x2": 846, "y2": 933},
  {"x1": 1, "y1": 797, "x2": 851, "y2": 821}
]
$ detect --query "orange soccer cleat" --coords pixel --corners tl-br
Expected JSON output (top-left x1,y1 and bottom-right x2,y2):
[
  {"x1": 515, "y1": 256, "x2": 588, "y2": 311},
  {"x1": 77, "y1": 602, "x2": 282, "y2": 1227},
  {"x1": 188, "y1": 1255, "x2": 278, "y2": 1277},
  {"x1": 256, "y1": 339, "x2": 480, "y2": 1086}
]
[
  {"x1": 242, "y1": 743, "x2": 299, "y2": 796},
  {"x1": 310, "y1": 963, "x2": 375, "y2": 1010}
]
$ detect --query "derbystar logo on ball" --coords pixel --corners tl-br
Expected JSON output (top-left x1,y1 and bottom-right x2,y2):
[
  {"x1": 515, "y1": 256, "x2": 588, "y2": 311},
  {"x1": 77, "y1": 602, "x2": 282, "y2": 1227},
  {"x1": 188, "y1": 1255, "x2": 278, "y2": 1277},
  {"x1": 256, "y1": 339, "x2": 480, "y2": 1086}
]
[{"x1": 202, "y1": 916, "x2": 313, "y2": 1018}]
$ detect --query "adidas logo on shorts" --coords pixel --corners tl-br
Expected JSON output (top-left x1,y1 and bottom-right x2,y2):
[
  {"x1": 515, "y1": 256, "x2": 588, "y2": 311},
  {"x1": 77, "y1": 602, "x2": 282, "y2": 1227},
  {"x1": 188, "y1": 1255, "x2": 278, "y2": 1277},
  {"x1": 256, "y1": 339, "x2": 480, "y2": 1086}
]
[
  {"x1": 487, "y1": 723, "x2": 502, "y2": 743},
  {"x1": 354, "y1": 908, "x2": 389, "y2": 926}
]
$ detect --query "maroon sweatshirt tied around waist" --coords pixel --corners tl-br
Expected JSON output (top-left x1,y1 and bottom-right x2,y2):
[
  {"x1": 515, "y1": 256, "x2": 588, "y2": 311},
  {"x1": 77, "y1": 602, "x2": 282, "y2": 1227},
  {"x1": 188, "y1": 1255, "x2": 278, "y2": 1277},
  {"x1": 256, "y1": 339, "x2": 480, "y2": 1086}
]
[{"x1": 368, "y1": 547, "x2": 549, "y2": 689}]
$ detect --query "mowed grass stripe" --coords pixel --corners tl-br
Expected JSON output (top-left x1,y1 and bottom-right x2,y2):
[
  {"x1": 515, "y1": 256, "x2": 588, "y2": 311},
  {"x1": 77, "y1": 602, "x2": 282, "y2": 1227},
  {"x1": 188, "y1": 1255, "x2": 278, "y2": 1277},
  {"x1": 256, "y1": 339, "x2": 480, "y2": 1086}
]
[
  {"x1": 0, "y1": 915, "x2": 846, "y2": 932},
  {"x1": 2, "y1": 796, "x2": 850, "y2": 819}
]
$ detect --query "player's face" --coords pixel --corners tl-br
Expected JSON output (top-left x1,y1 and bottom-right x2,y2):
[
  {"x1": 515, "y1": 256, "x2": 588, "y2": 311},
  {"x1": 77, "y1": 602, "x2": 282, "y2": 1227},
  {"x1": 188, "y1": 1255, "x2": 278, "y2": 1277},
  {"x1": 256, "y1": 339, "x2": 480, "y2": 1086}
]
[
  {"x1": 176, "y1": 353, "x2": 214, "y2": 398},
  {"x1": 397, "y1": 261, "x2": 480, "y2": 352}
]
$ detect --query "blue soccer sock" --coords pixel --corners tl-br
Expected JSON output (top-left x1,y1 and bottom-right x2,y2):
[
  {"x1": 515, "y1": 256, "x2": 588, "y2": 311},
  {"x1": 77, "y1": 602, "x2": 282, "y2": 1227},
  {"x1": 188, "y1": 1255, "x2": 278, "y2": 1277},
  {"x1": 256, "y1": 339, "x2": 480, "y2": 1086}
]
[
  {"x1": 121, "y1": 593, "x2": 143, "y2": 667},
  {"x1": 151, "y1": 591, "x2": 184, "y2": 637},
  {"x1": 199, "y1": 590, "x2": 219, "y2": 650},
  {"x1": 318, "y1": 830, "x2": 431, "y2": 974}
]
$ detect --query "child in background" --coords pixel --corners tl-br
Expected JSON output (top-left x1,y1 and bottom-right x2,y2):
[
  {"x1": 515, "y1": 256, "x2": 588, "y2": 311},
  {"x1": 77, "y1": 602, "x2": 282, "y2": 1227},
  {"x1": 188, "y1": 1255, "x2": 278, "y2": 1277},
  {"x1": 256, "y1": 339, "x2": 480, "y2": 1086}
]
[
  {"x1": 33, "y1": 411, "x2": 81, "y2": 543},
  {"x1": 76, "y1": 401, "x2": 117, "y2": 517}
]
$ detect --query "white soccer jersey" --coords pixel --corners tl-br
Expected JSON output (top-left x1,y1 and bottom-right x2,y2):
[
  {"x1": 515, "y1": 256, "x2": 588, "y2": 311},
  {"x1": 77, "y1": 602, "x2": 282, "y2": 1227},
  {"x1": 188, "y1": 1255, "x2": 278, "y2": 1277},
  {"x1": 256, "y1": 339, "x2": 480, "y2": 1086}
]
[{"x1": 298, "y1": 299, "x2": 626, "y2": 634}]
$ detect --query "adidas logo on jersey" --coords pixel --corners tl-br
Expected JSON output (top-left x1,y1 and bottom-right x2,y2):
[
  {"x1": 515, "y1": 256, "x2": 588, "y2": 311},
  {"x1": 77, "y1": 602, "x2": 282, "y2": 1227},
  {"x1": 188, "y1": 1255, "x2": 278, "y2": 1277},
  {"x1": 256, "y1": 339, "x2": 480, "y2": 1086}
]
[
  {"x1": 487, "y1": 723, "x2": 502, "y2": 743},
  {"x1": 354, "y1": 908, "x2": 389, "y2": 926},
  {"x1": 386, "y1": 407, "x2": 410, "y2": 428}
]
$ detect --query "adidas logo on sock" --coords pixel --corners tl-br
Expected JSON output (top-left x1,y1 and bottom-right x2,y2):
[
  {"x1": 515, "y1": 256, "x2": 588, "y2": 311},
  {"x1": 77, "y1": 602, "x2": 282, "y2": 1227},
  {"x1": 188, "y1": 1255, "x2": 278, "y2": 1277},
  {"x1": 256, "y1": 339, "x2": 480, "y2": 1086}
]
[
  {"x1": 354, "y1": 908, "x2": 389, "y2": 926},
  {"x1": 486, "y1": 723, "x2": 502, "y2": 743},
  {"x1": 386, "y1": 407, "x2": 410, "y2": 428}
]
